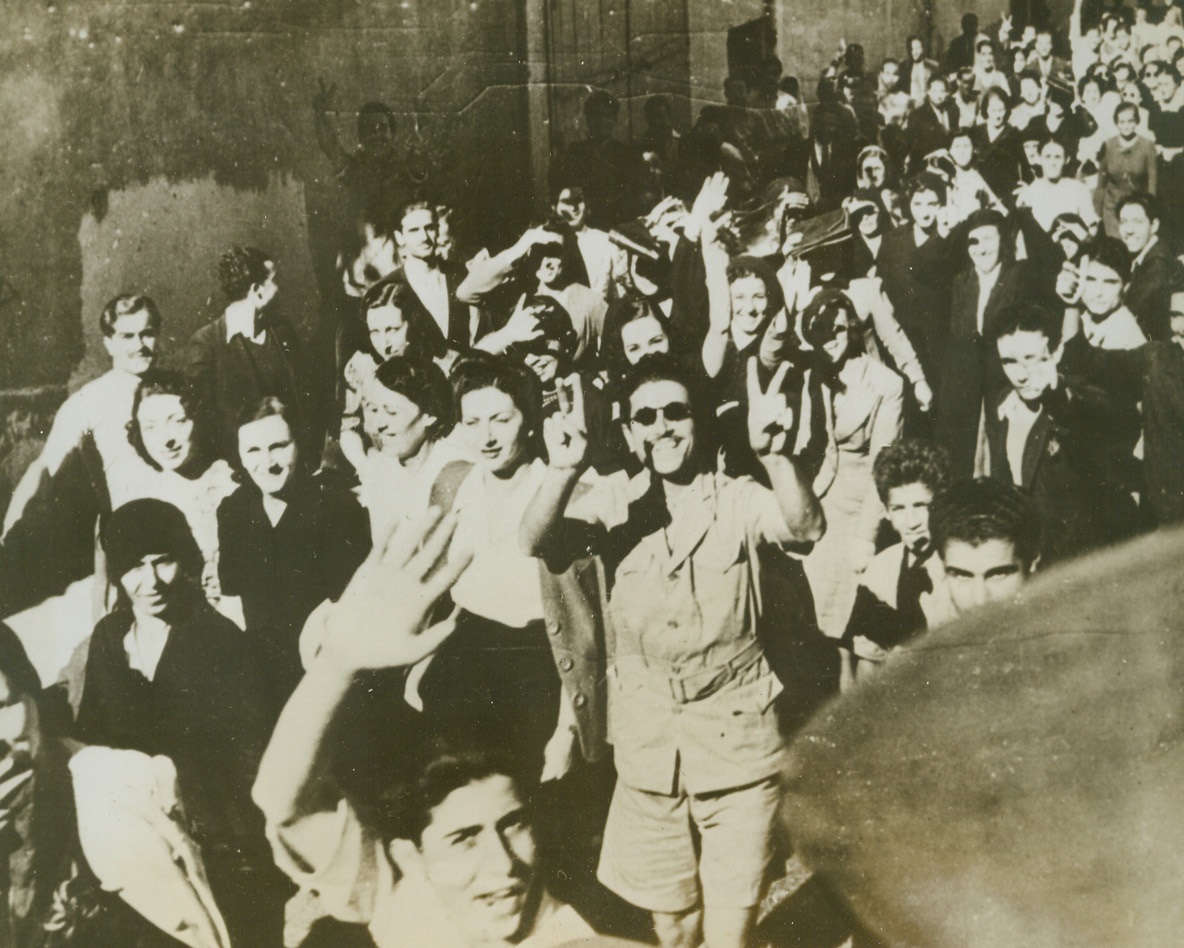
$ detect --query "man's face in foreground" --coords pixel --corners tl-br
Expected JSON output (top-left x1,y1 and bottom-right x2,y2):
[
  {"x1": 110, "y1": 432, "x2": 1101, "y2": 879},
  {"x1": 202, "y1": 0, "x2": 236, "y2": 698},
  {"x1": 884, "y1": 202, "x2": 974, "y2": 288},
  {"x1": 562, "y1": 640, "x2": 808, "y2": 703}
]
[
  {"x1": 942, "y1": 538, "x2": 1026, "y2": 615},
  {"x1": 414, "y1": 775, "x2": 539, "y2": 944},
  {"x1": 624, "y1": 379, "x2": 696, "y2": 479}
]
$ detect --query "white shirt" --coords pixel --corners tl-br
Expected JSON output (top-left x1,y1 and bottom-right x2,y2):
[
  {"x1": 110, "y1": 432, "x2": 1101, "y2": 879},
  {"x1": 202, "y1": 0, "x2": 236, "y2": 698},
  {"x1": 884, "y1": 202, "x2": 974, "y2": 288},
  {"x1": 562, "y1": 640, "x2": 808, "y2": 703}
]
[
  {"x1": 998, "y1": 390, "x2": 1043, "y2": 486},
  {"x1": 41, "y1": 369, "x2": 141, "y2": 476},
  {"x1": 1081, "y1": 306, "x2": 1148, "y2": 350},
  {"x1": 402, "y1": 257, "x2": 451, "y2": 339},
  {"x1": 1022, "y1": 178, "x2": 1100, "y2": 232},
  {"x1": 574, "y1": 227, "x2": 617, "y2": 300},
  {"x1": 224, "y1": 306, "x2": 267, "y2": 345},
  {"x1": 976, "y1": 265, "x2": 1002, "y2": 334}
]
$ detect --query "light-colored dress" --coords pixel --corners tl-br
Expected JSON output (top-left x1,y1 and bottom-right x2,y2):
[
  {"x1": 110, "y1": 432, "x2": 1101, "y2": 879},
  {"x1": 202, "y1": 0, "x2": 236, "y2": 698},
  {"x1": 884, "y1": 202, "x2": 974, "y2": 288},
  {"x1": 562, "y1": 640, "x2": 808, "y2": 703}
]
[{"x1": 804, "y1": 355, "x2": 905, "y2": 639}]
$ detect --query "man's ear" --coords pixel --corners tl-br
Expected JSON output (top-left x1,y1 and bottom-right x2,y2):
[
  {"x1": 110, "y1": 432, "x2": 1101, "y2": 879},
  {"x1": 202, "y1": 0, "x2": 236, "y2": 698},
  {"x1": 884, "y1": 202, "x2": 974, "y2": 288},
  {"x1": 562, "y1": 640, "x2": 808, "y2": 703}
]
[
  {"x1": 1151, "y1": 217, "x2": 1161, "y2": 237},
  {"x1": 388, "y1": 838, "x2": 427, "y2": 882},
  {"x1": 621, "y1": 420, "x2": 639, "y2": 457}
]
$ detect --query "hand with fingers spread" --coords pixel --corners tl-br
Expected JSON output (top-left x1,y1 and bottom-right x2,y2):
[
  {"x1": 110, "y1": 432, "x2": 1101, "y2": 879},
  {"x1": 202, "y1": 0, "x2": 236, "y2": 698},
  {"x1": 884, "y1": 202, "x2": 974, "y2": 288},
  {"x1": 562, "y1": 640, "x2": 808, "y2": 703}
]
[
  {"x1": 686, "y1": 172, "x2": 730, "y2": 243},
  {"x1": 318, "y1": 509, "x2": 472, "y2": 675},
  {"x1": 542, "y1": 374, "x2": 588, "y2": 472},
  {"x1": 747, "y1": 357, "x2": 796, "y2": 456}
]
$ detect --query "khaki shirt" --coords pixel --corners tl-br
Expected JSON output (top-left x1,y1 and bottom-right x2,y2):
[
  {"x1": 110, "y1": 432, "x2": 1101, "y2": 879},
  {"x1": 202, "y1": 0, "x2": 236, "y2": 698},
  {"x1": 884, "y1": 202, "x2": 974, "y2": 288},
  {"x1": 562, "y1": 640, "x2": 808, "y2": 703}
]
[{"x1": 570, "y1": 470, "x2": 798, "y2": 795}]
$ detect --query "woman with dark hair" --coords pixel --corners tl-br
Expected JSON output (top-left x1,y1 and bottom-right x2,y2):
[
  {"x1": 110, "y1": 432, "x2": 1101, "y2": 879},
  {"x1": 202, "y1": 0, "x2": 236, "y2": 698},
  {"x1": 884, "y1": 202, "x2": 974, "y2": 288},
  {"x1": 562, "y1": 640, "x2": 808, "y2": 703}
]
[
  {"x1": 414, "y1": 355, "x2": 573, "y2": 778},
  {"x1": 600, "y1": 296, "x2": 678, "y2": 384},
  {"x1": 339, "y1": 274, "x2": 436, "y2": 474},
  {"x1": 218, "y1": 397, "x2": 370, "y2": 705},
  {"x1": 73, "y1": 498, "x2": 287, "y2": 947},
  {"x1": 970, "y1": 88, "x2": 1033, "y2": 206},
  {"x1": 702, "y1": 251, "x2": 787, "y2": 383},
  {"x1": 111, "y1": 370, "x2": 239, "y2": 614},
  {"x1": 799, "y1": 290, "x2": 904, "y2": 645}
]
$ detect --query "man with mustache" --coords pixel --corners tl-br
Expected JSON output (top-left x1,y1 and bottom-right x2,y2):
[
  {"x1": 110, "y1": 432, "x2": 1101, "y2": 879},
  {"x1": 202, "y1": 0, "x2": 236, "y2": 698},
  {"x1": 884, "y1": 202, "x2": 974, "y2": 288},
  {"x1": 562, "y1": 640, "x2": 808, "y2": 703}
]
[{"x1": 522, "y1": 353, "x2": 824, "y2": 948}]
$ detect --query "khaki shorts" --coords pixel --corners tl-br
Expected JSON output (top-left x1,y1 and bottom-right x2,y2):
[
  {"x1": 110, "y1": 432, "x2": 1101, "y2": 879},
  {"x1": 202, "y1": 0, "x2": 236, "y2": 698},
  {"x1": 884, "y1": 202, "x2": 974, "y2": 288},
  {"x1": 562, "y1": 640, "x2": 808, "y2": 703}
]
[{"x1": 597, "y1": 775, "x2": 781, "y2": 914}]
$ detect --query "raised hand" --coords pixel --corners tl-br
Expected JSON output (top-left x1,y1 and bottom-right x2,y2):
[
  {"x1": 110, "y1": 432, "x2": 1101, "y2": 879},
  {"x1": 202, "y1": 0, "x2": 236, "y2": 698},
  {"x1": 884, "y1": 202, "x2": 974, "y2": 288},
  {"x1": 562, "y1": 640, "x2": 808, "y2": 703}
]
[
  {"x1": 312, "y1": 77, "x2": 337, "y2": 113},
  {"x1": 1055, "y1": 259, "x2": 1084, "y2": 305},
  {"x1": 502, "y1": 293, "x2": 545, "y2": 345},
  {"x1": 687, "y1": 172, "x2": 730, "y2": 241},
  {"x1": 747, "y1": 357, "x2": 796, "y2": 456},
  {"x1": 318, "y1": 509, "x2": 472, "y2": 674},
  {"x1": 542, "y1": 374, "x2": 588, "y2": 471}
]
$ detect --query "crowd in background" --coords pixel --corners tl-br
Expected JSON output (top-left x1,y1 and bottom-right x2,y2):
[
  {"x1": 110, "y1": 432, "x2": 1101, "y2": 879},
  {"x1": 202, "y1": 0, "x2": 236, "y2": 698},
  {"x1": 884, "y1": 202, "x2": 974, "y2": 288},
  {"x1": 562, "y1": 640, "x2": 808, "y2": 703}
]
[{"x1": 0, "y1": 0, "x2": 1182, "y2": 945}]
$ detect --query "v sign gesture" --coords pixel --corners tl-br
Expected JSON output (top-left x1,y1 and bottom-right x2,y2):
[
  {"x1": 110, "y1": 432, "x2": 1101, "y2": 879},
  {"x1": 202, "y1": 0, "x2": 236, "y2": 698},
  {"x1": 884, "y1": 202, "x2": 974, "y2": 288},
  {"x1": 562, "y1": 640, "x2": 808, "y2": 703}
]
[
  {"x1": 747, "y1": 357, "x2": 796, "y2": 456},
  {"x1": 542, "y1": 373, "x2": 589, "y2": 472}
]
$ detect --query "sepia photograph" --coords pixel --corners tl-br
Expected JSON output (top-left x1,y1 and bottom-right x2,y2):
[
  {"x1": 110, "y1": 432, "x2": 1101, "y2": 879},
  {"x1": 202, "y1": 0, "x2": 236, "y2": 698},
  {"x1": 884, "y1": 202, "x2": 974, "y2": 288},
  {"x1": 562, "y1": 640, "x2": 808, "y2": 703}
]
[{"x1": 0, "y1": 0, "x2": 1181, "y2": 944}]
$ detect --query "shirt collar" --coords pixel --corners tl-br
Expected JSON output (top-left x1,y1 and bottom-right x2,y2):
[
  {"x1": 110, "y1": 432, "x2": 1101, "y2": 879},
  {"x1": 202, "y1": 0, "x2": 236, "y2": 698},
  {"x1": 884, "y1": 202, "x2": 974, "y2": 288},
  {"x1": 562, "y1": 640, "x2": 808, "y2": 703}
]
[
  {"x1": 225, "y1": 307, "x2": 266, "y2": 344},
  {"x1": 998, "y1": 388, "x2": 1041, "y2": 422},
  {"x1": 1134, "y1": 235, "x2": 1159, "y2": 269}
]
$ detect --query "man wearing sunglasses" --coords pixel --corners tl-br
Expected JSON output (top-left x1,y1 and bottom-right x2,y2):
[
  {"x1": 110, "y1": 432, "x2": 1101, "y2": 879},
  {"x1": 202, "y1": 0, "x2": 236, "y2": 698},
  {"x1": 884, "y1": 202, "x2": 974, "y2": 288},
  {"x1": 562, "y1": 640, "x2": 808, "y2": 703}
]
[{"x1": 522, "y1": 353, "x2": 824, "y2": 948}]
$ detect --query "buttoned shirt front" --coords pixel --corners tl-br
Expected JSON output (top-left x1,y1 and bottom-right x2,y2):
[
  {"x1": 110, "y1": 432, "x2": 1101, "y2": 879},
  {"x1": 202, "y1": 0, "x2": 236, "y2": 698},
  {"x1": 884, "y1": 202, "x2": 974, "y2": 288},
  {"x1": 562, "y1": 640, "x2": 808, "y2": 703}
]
[
  {"x1": 569, "y1": 469, "x2": 795, "y2": 794},
  {"x1": 402, "y1": 257, "x2": 451, "y2": 339}
]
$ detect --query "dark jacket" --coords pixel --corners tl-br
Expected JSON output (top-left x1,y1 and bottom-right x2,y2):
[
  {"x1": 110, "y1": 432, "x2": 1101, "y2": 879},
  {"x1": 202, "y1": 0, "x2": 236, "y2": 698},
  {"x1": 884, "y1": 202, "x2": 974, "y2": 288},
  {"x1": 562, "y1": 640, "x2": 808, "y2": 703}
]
[
  {"x1": 905, "y1": 100, "x2": 959, "y2": 174},
  {"x1": 878, "y1": 228, "x2": 954, "y2": 380},
  {"x1": 969, "y1": 125, "x2": 1032, "y2": 209},
  {"x1": 217, "y1": 476, "x2": 370, "y2": 701},
  {"x1": 985, "y1": 378, "x2": 1139, "y2": 564},
  {"x1": 1126, "y1": 239, "x2": 1177, "y2": 341},
  {"x1": 182, "y1": 312, "x2": 311, "y2": 461},
  {"x1": 934, "y1": 263, "x2": 1024, "y2": 477}
]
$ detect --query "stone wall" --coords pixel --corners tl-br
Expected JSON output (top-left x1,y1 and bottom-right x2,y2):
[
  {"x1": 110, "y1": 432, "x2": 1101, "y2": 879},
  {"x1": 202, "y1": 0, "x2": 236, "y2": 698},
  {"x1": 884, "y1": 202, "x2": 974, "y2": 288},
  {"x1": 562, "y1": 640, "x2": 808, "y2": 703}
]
[{"x1": 0, "y1": 0, "x2": 535, "y2": 429}]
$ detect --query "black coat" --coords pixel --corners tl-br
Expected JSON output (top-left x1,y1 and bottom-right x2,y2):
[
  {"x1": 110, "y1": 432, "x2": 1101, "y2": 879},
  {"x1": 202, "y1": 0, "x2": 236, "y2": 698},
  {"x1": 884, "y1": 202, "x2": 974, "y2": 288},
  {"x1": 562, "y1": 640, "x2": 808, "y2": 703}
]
[
  {"x1": 933, "y1": 263, "x2": 1024, "y2": 478},
  {"x1": 985, "y1": 379, "x2": 1139, "y2": 565},
  {"x1": 1126, "y1": 239, "x2": 1177, "y2": 342},
  {"x1": 905, "y1": 101, "x2": 959, "y2": 175},
  {"x1": 878, "y1": 228, "x2": 954, "y2": 381},
  {"x1": 182, "y1": 313, "x2": 312, "y2": 461},
  {"x1": 217, "y1": 476, "x2": 370, "y2": 700},
  {"x1": 969, "y1": 125, "x2": 1032, "y2": 209},
  {"x1": 73, "y1": 598, "x2": 286, "y2": 945}
]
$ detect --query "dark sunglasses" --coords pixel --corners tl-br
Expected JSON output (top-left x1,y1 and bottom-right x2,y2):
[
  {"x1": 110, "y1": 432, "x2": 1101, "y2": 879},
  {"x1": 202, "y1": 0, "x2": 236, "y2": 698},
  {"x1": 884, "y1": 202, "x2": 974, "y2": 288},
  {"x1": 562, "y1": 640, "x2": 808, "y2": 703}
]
[{"x1": 630, "y1": 402, "x2": 692, "y2": 426}]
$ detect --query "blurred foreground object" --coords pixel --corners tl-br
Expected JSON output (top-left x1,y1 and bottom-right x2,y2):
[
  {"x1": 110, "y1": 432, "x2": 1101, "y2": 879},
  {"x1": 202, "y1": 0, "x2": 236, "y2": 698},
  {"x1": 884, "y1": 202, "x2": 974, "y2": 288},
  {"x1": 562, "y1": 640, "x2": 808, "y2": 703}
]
[{"x1": 783, "y1": 527, "x2": 1184, "y2": 946}]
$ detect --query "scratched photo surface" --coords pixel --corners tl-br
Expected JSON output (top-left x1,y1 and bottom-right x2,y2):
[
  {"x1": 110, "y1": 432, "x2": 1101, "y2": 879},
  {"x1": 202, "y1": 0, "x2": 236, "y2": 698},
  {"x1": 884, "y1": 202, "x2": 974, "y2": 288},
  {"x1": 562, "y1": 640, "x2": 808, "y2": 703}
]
[{"x1": 0, "y1": 0, "x2": 1180, "y2": 946}]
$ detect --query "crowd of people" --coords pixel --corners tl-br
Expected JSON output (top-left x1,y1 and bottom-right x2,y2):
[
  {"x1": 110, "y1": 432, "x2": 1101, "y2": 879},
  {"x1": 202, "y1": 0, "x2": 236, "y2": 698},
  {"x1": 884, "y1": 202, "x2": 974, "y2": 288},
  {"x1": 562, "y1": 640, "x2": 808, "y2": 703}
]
[{"x1": 0, "y1": 0, "x2": 1182, "y2": 946}]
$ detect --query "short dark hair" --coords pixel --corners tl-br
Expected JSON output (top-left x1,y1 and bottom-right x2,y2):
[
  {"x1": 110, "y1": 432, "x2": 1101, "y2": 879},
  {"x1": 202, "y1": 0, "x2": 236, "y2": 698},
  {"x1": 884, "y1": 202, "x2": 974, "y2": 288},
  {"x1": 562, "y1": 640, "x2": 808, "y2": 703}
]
[
  {"x1": 370, "y1": 744, "x2": 531, "y2": 846},
  {"x1": 602, "y1": 297, "x2": 676, "y2": 380},
  {"x1": 1114, "y1": 100, "x2": 1140, "y2": 123},
  {"x1": 357, "y1": 101, "x2": 396, "y2": 140},
  {"x1": 873, "y1": 438, "x2": 950, "y2": 504},
  {"x1": 235, "y1": 394, "x2": 296, "y2": 435},
  {"x1": 906, "y1": 171, "x2": 948, "y2": 206},
  {"x1": 396, "y1": 200, "x2": 435, "y2": 232},
  {"x1": 979, "y1": 87, "x2": 1012, "y2": 119},
  {"x1": 128, "y1": 370, "x2": 205, "y2": 471},
  {"x1": 962, "y1": 12, "x2": 979, "y2": 32},
  {"x1": 100, "y1": 294, "x2": 161, "y2": 337},
  {"x1": 618, "y1": 352, "x2": 706, "y2": 428},
  {"x1": 372, "y1": 355, "x2": 454, "y2": 441},
  {"x1": 976, "y1": 37, "x2": 995, "y2": 54},
  {"x1": 726, "y1": 256, "x2": 786, "y2": 329},
  {"x1": 991, "y1": 301, "x2": 1063, "y2": 349},
  {"x1": 1087, "y1": 235, "x2": 1133, "y2": 282},
  {"x1": 1115, "y1": 190, "x2": 1158, "y2": 223},
  {"x1": 218, "y1": 246, "x2": 272, "y2": 301},
  {"x1": 930, "y1": 477, "x2": 1041, "y2": 567}
]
